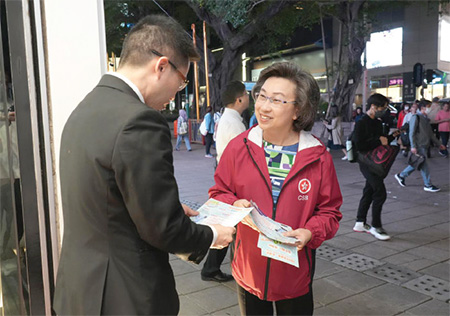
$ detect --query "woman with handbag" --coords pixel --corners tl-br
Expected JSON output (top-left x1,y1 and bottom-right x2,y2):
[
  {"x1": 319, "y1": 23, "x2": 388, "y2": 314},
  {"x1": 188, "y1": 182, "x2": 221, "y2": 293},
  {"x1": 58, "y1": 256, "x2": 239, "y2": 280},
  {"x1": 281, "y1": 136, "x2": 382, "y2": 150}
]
[
  {"x1": 175, "y1": 109, "x2": 192, "y2": 151},
  {"x1": 352, "y1": 93, "x2": 400, "y2": 241}
]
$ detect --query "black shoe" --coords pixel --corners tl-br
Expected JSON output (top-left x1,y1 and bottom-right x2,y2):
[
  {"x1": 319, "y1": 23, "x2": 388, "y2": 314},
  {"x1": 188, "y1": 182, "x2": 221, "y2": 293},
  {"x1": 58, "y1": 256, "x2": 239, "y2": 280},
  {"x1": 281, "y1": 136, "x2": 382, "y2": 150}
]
[{"x1": 201, "y1": 271, "x2": 234, "y2": 282}]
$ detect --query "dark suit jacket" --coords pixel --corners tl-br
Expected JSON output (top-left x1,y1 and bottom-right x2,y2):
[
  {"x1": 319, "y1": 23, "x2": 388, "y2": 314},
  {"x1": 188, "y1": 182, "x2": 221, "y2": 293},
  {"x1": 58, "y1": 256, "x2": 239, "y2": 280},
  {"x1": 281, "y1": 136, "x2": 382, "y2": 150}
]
[{"x1": 53, "y1": 75, "x2": 213, "y2": 315}]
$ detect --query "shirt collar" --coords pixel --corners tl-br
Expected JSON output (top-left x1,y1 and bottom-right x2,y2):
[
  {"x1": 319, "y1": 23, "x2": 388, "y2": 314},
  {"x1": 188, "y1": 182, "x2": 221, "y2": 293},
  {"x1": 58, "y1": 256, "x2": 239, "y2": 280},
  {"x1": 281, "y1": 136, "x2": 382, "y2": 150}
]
[
  {"x1": 224, "y1": 107, "x2": 243, "y2": 122},
  {"x1": 108, "y1": 72, "x2": 145, "y2": 104}
]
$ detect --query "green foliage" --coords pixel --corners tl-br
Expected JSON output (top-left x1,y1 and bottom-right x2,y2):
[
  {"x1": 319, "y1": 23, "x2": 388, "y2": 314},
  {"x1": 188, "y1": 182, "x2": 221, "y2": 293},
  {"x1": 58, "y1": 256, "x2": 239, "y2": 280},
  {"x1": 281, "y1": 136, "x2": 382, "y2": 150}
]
[{"x1": 192, "y1": 0, "x2": 250, "y2": 28}]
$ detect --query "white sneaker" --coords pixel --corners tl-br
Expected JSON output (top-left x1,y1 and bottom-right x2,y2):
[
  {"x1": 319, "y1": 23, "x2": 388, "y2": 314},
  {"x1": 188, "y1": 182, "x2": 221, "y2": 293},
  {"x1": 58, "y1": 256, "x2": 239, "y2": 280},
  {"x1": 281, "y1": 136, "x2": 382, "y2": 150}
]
[
  {"x1": 353, "y1": 222, "x2": 371, "y2": 233},
  {"x1": 369, "y1": 227, "x2": 391, "y2": 241},
  {"x1": 341, "y1": 155, "x2": 348, "y2": 160}
]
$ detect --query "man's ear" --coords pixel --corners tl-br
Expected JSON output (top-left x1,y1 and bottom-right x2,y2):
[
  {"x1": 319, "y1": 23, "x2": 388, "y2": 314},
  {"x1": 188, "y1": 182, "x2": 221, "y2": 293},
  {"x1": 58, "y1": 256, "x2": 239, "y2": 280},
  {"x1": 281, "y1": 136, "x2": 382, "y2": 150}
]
[{"x1": 154, "y1": 57, "x2": 170, "y2": 78}]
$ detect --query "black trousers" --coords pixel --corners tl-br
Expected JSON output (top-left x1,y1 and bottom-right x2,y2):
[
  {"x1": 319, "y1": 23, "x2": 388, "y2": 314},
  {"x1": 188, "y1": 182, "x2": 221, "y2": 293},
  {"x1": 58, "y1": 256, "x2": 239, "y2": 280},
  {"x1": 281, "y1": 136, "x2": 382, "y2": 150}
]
[
  {"x1": 205, "y1": 133, "x2": 213, "y2": 155},
  {"x1": 356, "y1": 163, "x2": 386, "y2": 228},
  {"x1": 237, "y1": 286, "x2": 313, "y2": 316},
  {"x1": 201, "y1": 247, "x2": 228, "y2": 276}
]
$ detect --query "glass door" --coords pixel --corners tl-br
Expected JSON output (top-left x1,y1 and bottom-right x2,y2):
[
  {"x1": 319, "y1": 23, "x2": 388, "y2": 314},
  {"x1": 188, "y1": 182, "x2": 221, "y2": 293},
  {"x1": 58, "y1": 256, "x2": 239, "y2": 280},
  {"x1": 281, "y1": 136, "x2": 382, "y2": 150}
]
[{"x1": 0, "y1": 4, "x2": 28, "y2": 313}]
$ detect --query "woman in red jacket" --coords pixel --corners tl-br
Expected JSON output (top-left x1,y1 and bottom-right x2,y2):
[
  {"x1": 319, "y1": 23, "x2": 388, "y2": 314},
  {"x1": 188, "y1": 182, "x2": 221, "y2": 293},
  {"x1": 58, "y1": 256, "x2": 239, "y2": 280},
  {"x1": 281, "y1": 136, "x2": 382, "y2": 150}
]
[{"x1": 209, "y1": 62, "x2": 342, "y2": 315}]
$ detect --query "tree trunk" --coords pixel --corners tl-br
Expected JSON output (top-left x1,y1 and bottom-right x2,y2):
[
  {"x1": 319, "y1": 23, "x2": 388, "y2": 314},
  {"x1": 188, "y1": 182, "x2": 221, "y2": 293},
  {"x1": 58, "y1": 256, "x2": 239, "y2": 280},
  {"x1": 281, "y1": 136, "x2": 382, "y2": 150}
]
[{"x1": 330, "y1": 1, "x2": 367, "y2": 121}]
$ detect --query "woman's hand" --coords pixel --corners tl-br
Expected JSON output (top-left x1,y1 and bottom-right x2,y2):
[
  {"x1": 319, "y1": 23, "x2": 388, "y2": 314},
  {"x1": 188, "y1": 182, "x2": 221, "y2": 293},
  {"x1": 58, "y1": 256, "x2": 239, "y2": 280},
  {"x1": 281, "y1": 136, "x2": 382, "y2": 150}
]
[
  {"x1": 233, "y1": 199, "x2": 260, "y2": 232},
  {"x1": 283, "y1": 228, "x2": 312, "y2": 251},
  {"x1": 379, "y1": 136, "x2": 388, "y2": 146}
]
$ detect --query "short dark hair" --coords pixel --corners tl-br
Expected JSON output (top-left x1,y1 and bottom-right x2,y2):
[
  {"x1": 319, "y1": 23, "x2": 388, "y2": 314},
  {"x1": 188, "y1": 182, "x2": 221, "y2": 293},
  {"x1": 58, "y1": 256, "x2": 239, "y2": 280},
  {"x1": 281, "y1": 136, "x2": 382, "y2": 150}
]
[
  {"x1": 252, "y1": 62, "x2": 320, "y2": 132},
  {"x1": 222, "y1": 81, "x2": 246, "y2": 106},
  {"x1": 119, "y1": 15, "x2": 200, "y2": 68},
  {"x1": 366, "y1": 93, "x2": 389, "y2": 111},
  {"x1": 432, "y1": 97, "x2": 440, "y2": 103},
  {"x1": 418, "y1": 99, "x2": 431, "y2": 110}
]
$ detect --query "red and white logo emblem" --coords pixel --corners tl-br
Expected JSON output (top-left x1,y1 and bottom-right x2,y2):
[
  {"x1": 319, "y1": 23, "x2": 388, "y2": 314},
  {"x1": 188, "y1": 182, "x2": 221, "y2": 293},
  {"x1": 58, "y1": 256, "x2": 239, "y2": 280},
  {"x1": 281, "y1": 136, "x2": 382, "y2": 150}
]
[{"x1": 298, "y1": 179, "x2": 311, "y2": 194}]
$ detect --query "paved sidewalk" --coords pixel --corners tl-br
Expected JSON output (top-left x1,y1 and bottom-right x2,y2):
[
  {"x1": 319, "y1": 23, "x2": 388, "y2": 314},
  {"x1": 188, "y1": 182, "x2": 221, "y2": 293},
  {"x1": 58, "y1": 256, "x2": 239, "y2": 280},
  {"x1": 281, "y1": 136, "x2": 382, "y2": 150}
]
[{"x1": 170, "y1": 127, "x2": 449, "y2": 316}]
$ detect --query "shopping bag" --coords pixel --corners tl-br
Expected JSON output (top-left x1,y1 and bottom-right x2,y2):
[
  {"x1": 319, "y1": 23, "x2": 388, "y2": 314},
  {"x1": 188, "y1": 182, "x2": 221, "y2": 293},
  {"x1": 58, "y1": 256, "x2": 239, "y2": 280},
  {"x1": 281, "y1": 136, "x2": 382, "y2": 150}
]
[
  {"x1": 357, "y1": 145, "x2": 400, "y2": 178},
  {"x1": 199, "y1": 120, "x2": 207, "y2": 136},
  {"x1": 407, "y1": 153, "x2": 425, "y2": 170},
  {"x1": 179, "y1": 120, "x2": 188, "y2": 135}
]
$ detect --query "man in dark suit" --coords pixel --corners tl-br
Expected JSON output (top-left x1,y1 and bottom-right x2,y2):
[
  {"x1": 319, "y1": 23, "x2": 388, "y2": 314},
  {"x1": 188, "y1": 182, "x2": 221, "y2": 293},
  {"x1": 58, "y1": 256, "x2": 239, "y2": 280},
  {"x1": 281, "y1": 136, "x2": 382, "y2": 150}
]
[{"x1": 53, "y1": 15, "x2": 235, "y2": 315}]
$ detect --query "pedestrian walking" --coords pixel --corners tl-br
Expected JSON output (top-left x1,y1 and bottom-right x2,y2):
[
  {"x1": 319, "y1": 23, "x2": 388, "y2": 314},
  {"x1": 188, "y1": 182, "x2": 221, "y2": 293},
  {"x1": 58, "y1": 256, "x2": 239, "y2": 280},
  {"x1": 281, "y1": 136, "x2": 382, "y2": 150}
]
[
  {"x1": 434, "y1": 101, "x2": 450, "y2": 157},
  {"x1": 210, "y1": 62, "x2": 342, "y2": 315},
  {"x1": 53, "y1": 15, "x2": 235, "y2": 315},
  {"x1": 204, "y1": 106, "x2": 215, "y2": 158},
  {"x1": 352, "y1": 93, "x2": 400, "y2": 241},
  {"x1": 175, "y1": 109, "x2": 192, "y2": 151},
  {"x1": 395, "y1": 100, "x2": 447, "y2": 193},
  {"x1": 201, "y1": 80, "x2": 249, "y2": 283}
]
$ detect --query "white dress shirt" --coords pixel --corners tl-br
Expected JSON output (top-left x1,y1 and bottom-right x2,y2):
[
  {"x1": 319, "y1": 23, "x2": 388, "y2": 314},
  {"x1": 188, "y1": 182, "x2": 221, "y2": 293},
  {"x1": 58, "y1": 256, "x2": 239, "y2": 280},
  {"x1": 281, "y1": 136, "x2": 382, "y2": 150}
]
[{"x1": 216, "y1": 108, "x2": 246, "y2": 163}]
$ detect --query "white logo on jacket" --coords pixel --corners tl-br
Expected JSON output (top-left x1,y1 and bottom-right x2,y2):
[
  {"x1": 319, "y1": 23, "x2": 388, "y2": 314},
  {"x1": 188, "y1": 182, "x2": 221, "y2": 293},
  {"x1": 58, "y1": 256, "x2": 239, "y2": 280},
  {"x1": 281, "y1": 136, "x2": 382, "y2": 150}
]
[{"x1": 298, "y1": 179, "x2": 311, "y2": 194}]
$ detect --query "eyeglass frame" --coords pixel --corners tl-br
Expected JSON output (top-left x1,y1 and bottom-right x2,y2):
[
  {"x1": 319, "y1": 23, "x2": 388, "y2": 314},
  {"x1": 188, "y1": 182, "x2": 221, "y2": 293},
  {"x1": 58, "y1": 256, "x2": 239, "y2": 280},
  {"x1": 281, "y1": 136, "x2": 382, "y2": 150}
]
[
  {"x1": 151, "y1": 49, "x2": 189, "y2": 91},
  {"x1": 254, "y1": 92, "x2": 296, "y2": 107}
]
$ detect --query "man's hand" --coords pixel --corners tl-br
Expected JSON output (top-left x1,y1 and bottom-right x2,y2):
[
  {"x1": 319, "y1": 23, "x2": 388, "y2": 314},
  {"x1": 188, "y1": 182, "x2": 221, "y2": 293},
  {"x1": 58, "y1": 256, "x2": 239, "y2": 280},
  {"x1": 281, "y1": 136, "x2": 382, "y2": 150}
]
[
  {"x1": 283, "y1": 228, "x2": 312, "y2": 251},
  {"x1": 233, "y1": 199, "x2": 251, "y2": 208},
  {"x1": 411, "y1": 147, "x2": 417, "y2": 154},
  {"x1": 182, "y1": 204, "x2": 199, "y2": 217},
  {"x1": 379, "y1": 136, "x2": 388, "y2": 146},
  {"x1": 439, "y1": 144, "x2": 446, "y2": 151},
  {"x1": 211, "y1": 224, "x2": 235, "y2": 249}
]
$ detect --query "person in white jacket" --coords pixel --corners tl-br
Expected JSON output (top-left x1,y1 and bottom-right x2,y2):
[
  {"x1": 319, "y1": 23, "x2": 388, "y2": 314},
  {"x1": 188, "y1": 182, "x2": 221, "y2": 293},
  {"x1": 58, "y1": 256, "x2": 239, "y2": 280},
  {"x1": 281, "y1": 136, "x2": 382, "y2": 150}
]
[{"x1": 323, "y1": 106, "x2": 348, "y2": 160}]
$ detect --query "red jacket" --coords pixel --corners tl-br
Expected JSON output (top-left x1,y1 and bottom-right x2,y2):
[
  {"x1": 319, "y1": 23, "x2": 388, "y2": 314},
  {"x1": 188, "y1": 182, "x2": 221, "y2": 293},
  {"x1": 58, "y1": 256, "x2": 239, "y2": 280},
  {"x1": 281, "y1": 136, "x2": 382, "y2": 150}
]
[{"x1": 209, "y1": 126, "x2": 343, "y2": 301}]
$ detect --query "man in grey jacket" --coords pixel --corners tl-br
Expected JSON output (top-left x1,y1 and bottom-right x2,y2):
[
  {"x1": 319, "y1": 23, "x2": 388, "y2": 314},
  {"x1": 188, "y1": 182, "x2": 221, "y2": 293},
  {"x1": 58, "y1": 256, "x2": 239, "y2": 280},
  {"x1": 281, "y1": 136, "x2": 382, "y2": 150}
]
[{"x1": 395, "y1": 100, "x2": 446, "y2": 192}]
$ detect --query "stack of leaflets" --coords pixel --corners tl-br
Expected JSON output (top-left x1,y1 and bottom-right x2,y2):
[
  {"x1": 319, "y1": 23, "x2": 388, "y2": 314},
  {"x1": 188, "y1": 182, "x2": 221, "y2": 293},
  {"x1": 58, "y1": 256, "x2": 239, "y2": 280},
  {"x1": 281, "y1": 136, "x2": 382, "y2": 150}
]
[
  {"x1": 250, "y1": 202, "x2": 299, "y2": 268},
  {"x1": 190, "y1": 199, "x2": 300, "y2": 268}
]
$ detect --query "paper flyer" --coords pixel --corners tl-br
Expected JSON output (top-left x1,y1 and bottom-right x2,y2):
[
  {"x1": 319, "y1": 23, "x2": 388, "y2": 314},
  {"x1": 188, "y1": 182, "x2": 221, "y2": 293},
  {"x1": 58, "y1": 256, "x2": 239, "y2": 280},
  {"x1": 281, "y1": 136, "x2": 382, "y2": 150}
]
[
  {"x1": 190, "y1": 198, "x2": 253, "y2": 227},
  {"x1": 257, "y1": 234, "x2": 299, "y2": 267},
  {"x1": 250, "y1": 201, "x2": 297, "y2": 244}
]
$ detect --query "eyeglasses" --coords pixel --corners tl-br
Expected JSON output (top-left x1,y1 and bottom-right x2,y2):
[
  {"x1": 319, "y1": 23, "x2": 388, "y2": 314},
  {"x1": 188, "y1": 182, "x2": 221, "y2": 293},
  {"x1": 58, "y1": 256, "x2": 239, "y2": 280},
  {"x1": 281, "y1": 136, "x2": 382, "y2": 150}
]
[
  {"x1": 254, "y1": 92, "x2": 296, "y2": 107},
  {"x1": 151, "y1": 49, "x2": 189, "y2": 91}
]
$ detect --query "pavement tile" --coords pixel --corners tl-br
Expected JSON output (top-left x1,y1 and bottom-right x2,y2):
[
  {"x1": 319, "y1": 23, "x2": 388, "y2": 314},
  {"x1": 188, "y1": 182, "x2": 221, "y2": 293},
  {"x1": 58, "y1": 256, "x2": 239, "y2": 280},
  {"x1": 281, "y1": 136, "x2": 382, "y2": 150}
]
[
  {"x1": 419, "y1": 261, "x2": 450, "y2": 281},
  {"x1": 427, "y1": 239, "x2": 450, "y2": 251},
  {"x1": 171, "y1": 259, "x2": 201, "y2": 276},
  {"x1": 405, "y1": 245, "x2": 449, "y2": 262},
  {"x1": 176, "y1": 271, "x2": 219, "y2": 295},
  {"x1": 210, "y1": 304, "x2": 241, "y2": 316},
  {"x1": 403, "y1": 259, "x2": 441, "y2": 272},
  {"x1": 314, "y1": 259, "x2": 347, "y2": 280},
  {"x1": 186, "y1": 285, "x2": 238, "y2": 313},
  {"x1": 403, "y1": 275, "x2": 450, "y2": 302},
  {"x1": 402, "y1": 299, "x2": 450, "y2": 315},
  {"x1": 351, "y1": 242, "x2": 399, "y2": 259},
  {"x1": 364, "y1": 263, "x2": 422, "y2": 285},
  {"x1": 364, "y1": 283, "x2": 431, "y2": 312},
  {"x1": 320, "y1": 269, "x2": 385, "y2": 293},
  {"x1": 383, "y1": 252, "x2": 422, "y2": 266},
  {"x1": 332, "y1": 253, "x2": 385, "y2": 272},
  {"x1": 313, "y1": 278, "x2": 355, "y2": 305},
  {"x1": 321, "y1": 235, "x2": 367, "y2": 250},
  {"x1": 178, "y1": 295, "x2": 209, "y2": 316},
  {"x1": 322, "y1": 291, "x2": 403, "y2": 315}
]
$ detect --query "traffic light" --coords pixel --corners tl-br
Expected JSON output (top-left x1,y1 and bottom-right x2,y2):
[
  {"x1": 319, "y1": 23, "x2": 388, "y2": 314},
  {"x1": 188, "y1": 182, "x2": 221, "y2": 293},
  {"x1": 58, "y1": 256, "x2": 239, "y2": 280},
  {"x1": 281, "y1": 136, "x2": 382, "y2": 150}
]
[
  {"x1": 413, "y1": 63, "x2": 423, "y2": 87},
  {"x1": 425, "y1": 69, "x2": 444, "y2": 84}
]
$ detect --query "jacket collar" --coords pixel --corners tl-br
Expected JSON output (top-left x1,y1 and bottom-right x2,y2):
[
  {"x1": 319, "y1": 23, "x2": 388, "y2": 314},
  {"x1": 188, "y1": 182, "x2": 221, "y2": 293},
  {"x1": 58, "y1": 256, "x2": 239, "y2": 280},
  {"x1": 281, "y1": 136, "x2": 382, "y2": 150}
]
[
  {"x1": 247, "y1": 125, "x2": 323, "y2": 152},
  {"x1": 97, "y1": 74, "x2": 142, "y2": 103}
]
